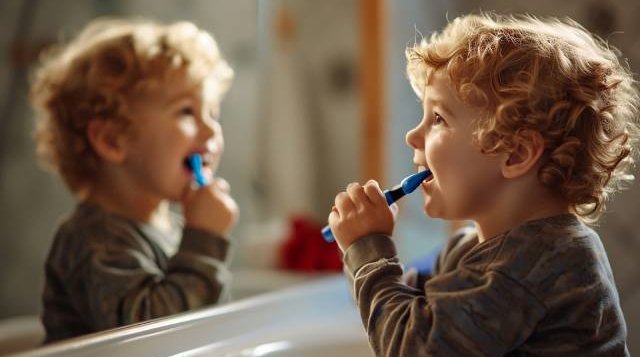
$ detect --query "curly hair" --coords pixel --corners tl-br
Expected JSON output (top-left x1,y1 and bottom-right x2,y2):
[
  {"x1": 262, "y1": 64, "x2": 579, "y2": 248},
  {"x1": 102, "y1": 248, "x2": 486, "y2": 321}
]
[
  {"x1": 31, "y1": 18, "x2": 233, "y2": 196},
  {"x1": 406, "y1": 13, "x2": 640, "y2": 222}
]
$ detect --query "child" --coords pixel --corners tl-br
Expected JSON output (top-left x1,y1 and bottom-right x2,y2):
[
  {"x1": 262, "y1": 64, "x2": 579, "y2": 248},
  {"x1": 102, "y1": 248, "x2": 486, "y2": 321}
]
[
  {"x1": 327, "y1": 13, "x2": 638, "y2": 356},
  {"x1": 31, "y1": 18, "x2": 238, "y2": 343}
]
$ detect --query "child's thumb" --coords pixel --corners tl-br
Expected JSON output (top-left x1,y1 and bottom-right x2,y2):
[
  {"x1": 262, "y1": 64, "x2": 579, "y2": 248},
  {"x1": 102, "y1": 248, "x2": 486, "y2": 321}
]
[
  {"x1": 211, "y1": 177, "x2": 230, "y2": 193},
  {"x1": 181, "y1": 182, "x2": 199, "y2": 204},
  {"x1": 389, "y1": 203, "x2": 399, "y2": 218}
]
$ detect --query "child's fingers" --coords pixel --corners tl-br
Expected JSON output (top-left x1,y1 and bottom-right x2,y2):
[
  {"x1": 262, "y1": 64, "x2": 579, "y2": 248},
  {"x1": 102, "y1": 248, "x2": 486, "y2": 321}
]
[
  {"x1": 201, "y1": 166, "x2": 214, "y2": 184},
  {"x1": 334, "y1": 191, "x2": 355, "y2": 214},
  {"x1": 363, "y1": 180, "x2": 386, "y2": 205},
  {"x1": 389, "y1": 203, "x2": 399, "y2": 217},
  {"x1": 328, "y1": 209, "x2": 339, "y2": 224},
  {"x1": 211, "y1": 177, "x2": 230, "y2": 192},
  {"x1": 346, "y1": 182, "x2": 371, "y2": 209},
  {"x1": 182, "y1": 184, "x2": 197, "y2": 202}
]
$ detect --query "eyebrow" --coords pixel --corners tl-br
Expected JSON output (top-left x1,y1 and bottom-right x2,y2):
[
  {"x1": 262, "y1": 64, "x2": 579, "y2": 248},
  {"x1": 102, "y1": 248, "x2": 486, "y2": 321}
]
[
  {"x1": 165, "y1": 92, "x2": 198, "y2": 109},
  {"x1": 171, "y1": 90, "x2": 195, "y2": 101},
  {"x1": 427, "y1": 97, "x2": 456, "y2": 118}
]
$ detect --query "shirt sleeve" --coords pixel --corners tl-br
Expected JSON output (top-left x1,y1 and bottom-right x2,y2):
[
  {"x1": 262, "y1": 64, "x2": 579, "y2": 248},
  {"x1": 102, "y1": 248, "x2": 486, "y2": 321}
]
[
  {"x1": 343, "y1": 234, "x2": 547, "y2": 357},
  {"x1": 62, "y1": 224, "x2": 231, "y2": 331}
]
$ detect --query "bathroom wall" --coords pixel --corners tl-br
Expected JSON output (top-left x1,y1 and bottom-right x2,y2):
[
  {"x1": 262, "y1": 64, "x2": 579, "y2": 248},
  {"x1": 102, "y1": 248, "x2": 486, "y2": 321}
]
[{"x1": 1, "y1": 0, "x2": 98, "y2": 318}]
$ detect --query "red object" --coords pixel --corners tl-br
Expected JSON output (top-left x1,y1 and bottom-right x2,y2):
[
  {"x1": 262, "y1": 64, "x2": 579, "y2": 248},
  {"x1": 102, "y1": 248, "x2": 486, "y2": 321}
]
[{"x1": 279, "y1": 215, "x2": 343, "y2": 272}]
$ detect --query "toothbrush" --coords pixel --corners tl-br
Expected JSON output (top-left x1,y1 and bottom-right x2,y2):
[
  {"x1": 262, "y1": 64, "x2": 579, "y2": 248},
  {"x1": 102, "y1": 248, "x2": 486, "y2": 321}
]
[
  {"x1": 185, "y1": 153, "x2": 208, "y2": 188},
  {"x1": 322, "y1": 169, "x2": 433, "y2": 243}
]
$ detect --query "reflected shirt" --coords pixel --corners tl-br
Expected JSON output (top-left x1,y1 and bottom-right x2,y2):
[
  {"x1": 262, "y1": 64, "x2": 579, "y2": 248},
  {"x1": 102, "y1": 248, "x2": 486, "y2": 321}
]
[
  {"x1": 42, "y1": 202, "x2": 231, "y2": 343},
  {"x1": 343, "y1": 214, "x2": 629, "y2": 356}
]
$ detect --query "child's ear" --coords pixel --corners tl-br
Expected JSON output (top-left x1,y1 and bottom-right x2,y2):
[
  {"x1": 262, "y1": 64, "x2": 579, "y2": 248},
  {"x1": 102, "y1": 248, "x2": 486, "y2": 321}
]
[
  {"x1": 501, "y1": 129, "x2": 545, "y2": 179},
  {"x1": 87, "y1": 119, "x2": 128, "y2": 164}
]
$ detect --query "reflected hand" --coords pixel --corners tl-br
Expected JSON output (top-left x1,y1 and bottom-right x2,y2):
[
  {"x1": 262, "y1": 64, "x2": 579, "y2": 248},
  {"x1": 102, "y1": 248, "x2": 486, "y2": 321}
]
[{"x1": 182, "y1": 177, "x2": 239, "y2": 237}]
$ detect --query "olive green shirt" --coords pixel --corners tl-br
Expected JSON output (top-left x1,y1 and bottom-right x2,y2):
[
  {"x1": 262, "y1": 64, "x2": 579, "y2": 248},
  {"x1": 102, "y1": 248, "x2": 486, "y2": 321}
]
[
  {"x1": 343, "y1": 214, "x2": 628, "y2": 356},
  {"x1": 42, "y1": 202, "x2": 231, "y2": 343}
]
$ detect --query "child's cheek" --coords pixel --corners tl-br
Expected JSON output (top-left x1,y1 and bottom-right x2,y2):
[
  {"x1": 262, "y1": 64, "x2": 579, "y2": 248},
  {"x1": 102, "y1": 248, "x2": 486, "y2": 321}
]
[
  {"x1": 178, "y1": 117, "x2": 198, "y2": 138},
  {"x1": 206, "y1": 136, "x2": 224, "y2": 172},
  {"x1": 424, "y1": 132, "x2": 446, "y2": 163},
  {"x1": 207, "y1": 131, "x2": 224, "y2": 156}
]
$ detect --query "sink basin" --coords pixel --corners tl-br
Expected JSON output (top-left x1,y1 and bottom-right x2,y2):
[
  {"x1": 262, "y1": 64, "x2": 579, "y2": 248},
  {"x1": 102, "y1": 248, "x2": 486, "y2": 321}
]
[
  {"x1": 10, "y1": 275, "x2": 373, "y2": 357},
  {"x1": 222, "y1": 340, "x2": 371, "y2": 357}
]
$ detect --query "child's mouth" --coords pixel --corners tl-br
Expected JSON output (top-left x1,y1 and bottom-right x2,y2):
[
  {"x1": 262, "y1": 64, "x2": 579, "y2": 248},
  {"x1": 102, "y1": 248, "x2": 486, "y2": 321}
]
[
  {"x1": 418, "y1": 166, "x2": 432, "y2": 182},
  {"x1": 183, "y1": 153, "x2": 213, "y2": 187},
  {"x1": 183, "y1": 152, "x2": 212, "y2": 171}
]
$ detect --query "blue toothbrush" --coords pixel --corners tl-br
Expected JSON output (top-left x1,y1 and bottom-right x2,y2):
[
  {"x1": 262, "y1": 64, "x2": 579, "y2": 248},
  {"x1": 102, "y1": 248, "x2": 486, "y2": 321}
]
[
  {"x1": 185, "y1": 153, "x2": 208, "y2": 188},
  {"x1": 322, "y1": 170, "x2": 432, "y2": 243}
]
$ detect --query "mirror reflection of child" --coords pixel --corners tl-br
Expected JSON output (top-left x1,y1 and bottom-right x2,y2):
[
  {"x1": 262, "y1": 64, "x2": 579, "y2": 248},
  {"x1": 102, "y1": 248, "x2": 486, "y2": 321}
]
[
  {"x1": 328, "y1": 13, "x2": 637, "y2": 356},
  {"x1": 32, "y1": 18, "x2": 238, "y2": 343}
]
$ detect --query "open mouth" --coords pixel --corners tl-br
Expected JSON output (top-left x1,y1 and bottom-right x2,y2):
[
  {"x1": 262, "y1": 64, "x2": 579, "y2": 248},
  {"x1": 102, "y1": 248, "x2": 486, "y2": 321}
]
[
  {"x1": 183, "y1": 152, "x2": 213, "y2": 188},
  {"x1": 418, "y1": 165, "x2": 433, "y2": 182},
  {"x1": 183, "y1": 152, "x2": 213, "y2": 172}
]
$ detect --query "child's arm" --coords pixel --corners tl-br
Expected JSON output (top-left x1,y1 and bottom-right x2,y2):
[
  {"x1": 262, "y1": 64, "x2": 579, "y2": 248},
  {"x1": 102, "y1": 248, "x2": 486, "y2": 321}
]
[
  {"x1": 44, "y1": 181, "x2": 237, "y2": 335},
  {"x1": 111, "y1": 179, "x2": 237, "y2": 325},
  {"x1": 45, "y1": 220, "x2": 231, "y2": 333},
  {"x1": 404, "y1": 224, "x2": 476, "y2": 290},
  {"x1": 343, "y1": 237, "x2": 546, "y2": 356},
  {"x1": 329, "y1": 181, "x2": 546, "y2": 356},
  {"x1": 109, "y1": 227, "x2": 230, "y2": 325}
]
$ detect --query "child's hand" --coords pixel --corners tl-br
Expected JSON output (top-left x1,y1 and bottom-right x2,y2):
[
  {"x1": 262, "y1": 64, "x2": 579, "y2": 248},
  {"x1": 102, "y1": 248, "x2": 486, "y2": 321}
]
[
  {"x1": 182, "y1": 177, "x2": 239, "y2": 237},
  {"x1": 328, "y1": 180, "x2": 397, "y2": 252}
]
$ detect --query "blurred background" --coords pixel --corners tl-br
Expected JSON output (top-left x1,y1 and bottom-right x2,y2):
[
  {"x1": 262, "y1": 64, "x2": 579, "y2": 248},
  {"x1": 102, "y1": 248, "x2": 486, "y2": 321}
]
[{"x1": 0, "y1": 0, "x2": 638, "y2": 353}]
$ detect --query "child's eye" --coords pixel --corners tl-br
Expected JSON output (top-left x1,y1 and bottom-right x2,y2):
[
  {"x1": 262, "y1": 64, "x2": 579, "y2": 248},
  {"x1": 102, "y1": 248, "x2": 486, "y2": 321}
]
[
  {"x1": 179, "y1": 106, "x2": 195, "y2": 117},
  {"x1": 433, "y1": 112, "x2": 446, "y2": 125}
]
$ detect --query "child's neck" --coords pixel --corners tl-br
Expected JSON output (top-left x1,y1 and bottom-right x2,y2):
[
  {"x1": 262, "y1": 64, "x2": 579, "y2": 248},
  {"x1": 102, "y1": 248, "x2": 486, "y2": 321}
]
[
  {"x1": 474, "y1": 179, "x2": 571, "y2": 243},
  {"x1": 85, "y1": 172, "x2": 166, "y2": 224}
]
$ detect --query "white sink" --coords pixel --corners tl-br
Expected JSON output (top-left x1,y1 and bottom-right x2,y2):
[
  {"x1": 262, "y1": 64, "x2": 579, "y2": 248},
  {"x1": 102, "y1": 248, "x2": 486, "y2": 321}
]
[{"x1": 10, "y1": 276, "x2": 373, "y2": 357}]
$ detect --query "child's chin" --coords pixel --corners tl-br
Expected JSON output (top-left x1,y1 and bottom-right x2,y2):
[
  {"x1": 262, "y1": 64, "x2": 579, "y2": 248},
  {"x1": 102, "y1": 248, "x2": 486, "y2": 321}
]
[
  {"x1": 423, "y1": 207, "x2": 438, "y2": 219},
  {"x1": 175, "y1": 185, "x2": 192, "y2": 201},
  {"x1": 423, "y1": 203, "x2": 442, "y2": 219}
]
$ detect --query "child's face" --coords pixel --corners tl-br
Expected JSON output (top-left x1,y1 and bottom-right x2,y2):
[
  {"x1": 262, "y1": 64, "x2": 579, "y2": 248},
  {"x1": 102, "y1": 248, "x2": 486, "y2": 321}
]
[
  {"x1": 405, "y1": 71, "x2": 504, "y2": 221},
  {"x1": 121, "y1": 72, "x2": 223, "y2": 202}
]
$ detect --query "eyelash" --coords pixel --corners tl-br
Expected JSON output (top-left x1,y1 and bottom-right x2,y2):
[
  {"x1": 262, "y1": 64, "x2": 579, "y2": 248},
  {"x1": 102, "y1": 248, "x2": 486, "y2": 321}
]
[
  {"x1": 433, "y1": 112, "x2": 445, "y2": 125},
  {"x1": 179, "y1": 105, "x2": 219, "y2": 123},
  {"x1": 179, "y1": 106, "x2": 194, "y2": 117}
]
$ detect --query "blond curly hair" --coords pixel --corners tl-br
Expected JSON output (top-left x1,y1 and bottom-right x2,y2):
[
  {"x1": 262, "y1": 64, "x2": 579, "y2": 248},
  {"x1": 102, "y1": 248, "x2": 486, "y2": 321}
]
[
  {"x1": 31, "y1": 18, "x2": 233, "y2": 196},
  {"x1": 407, "y1": 13, "x2": 640, "y2": 222}
]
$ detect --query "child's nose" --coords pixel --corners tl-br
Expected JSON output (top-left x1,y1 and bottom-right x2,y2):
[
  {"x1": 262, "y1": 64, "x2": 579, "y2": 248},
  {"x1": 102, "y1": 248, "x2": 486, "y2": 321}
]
[
  {"x1": 200, "y1": 119, "x2": 219, "y2": 139},
  {"x1": 405, "y1": 125, "x2": 423, "y2": 149}
]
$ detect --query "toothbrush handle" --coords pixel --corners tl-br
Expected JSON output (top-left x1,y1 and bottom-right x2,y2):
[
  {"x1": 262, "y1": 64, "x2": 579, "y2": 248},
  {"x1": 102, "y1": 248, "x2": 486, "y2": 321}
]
[
  {"x1": 187, "y1": 154, "x2": 208, "y2": 188},
  {"x1": 322, "y1": 188, "x2": 404, "y2": 243},
  {"x1": 321, "y1": 226, "x2": 335, "y2": 243}
]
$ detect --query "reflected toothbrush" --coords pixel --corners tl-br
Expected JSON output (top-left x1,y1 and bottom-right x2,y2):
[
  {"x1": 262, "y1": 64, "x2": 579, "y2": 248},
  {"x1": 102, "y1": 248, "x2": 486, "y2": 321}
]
[
  {"x1": 185, "y1": 153, "x2": 208, "y2": 188},
  {"x1": 322, "y1": 169, "x2": 432, "y2": 243}
]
